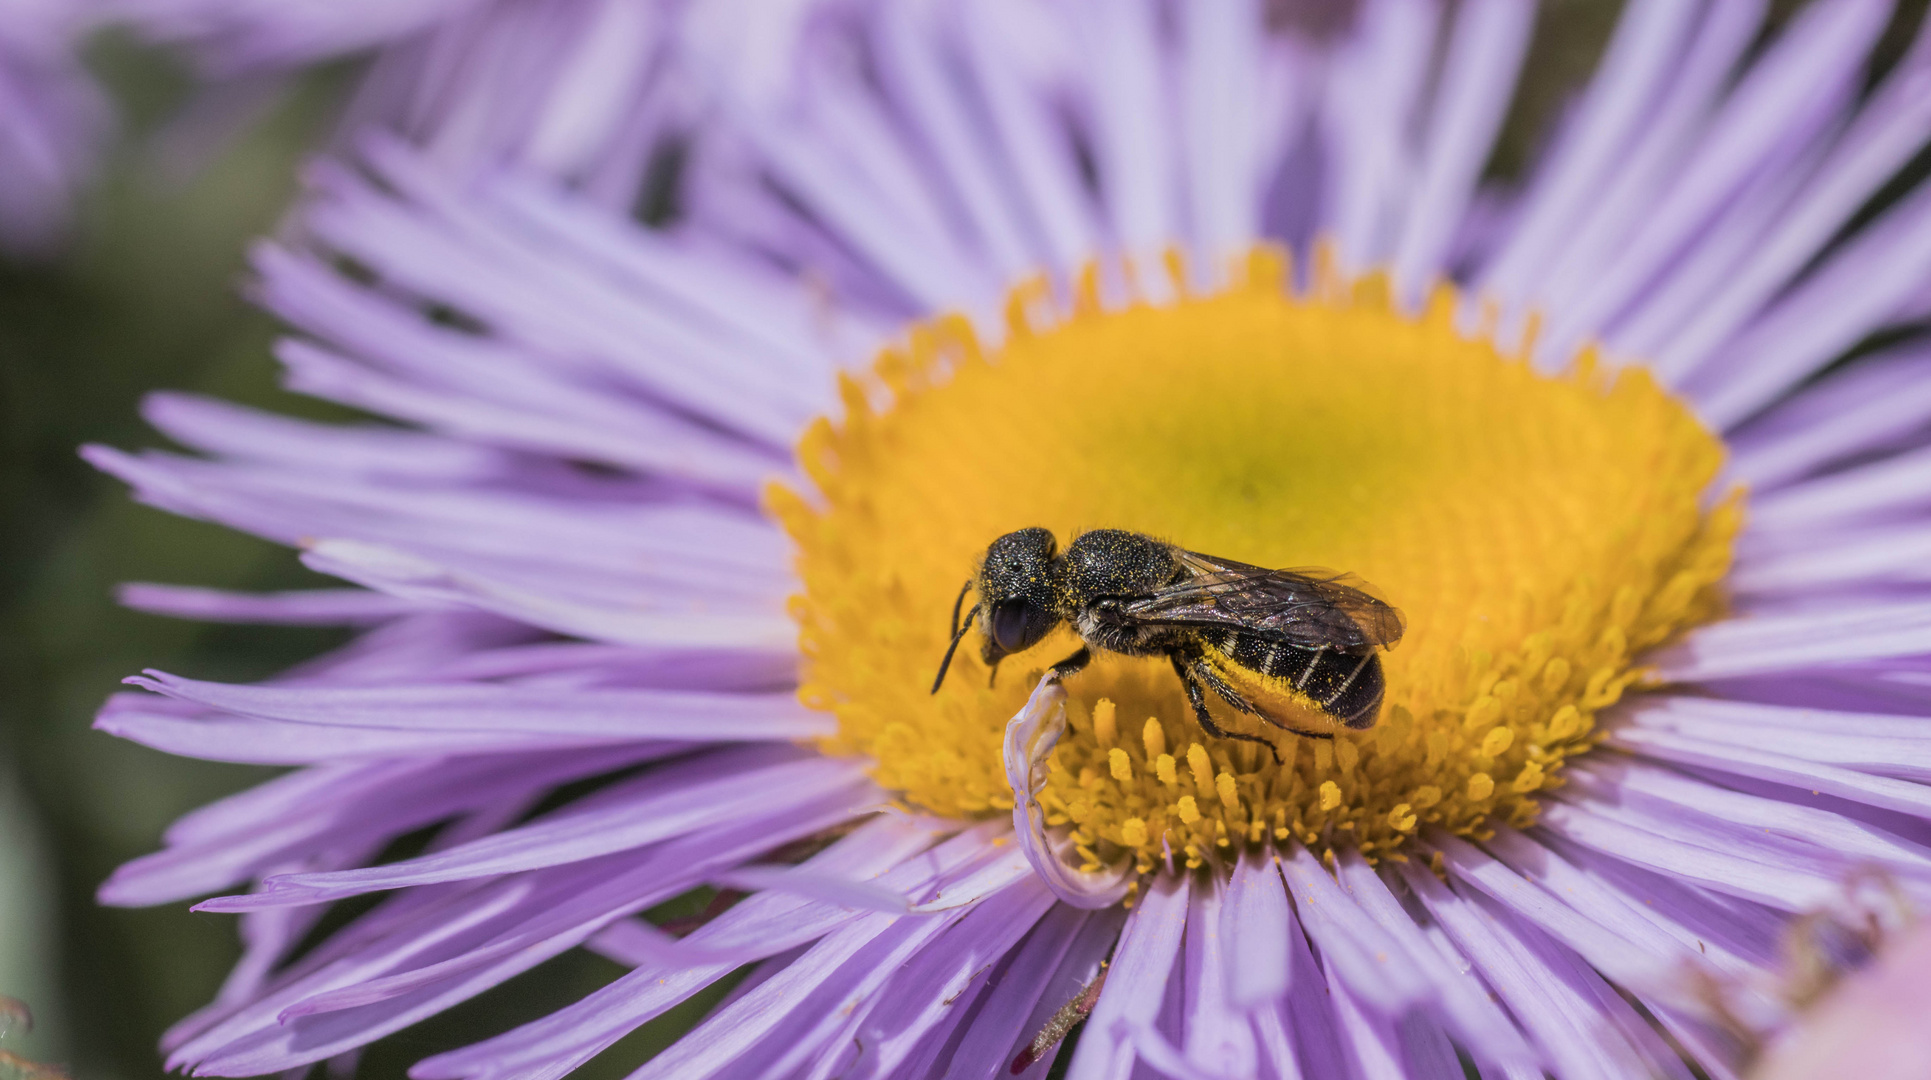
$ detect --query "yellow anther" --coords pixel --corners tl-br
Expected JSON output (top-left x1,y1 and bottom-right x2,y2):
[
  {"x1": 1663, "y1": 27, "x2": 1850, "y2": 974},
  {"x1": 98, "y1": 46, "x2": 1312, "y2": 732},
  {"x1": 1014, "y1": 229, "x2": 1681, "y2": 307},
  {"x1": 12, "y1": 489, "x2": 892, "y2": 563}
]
[
  {"x1": 1547, "y1": 705, "x2": 1581, "y2": 740},
  {"x1": 1187, "y1": 744, "x2": 1213, "y2": 790},
  {"x1": 1176, "y1": 796, "x2": 1201, "y2": 824},
  {"x1": 1142, "y1": 717, "x2": 1166, "y2": 760},
  {"x1": 1335, "y1": 739, "x2": 1360, "y2": 773},
  {"x1": 1109, "y1": 748, "x2": 1133, "y2": 782},
  {"x1": 1120, "y1": 818, "x2": 1148, "y2": 846},
  {"x1": 1319, "y1": 781, "x2": 1342, "y2": 811},
  {"x1": 1512, "y1": 761, "x2": 1547, "y2": 794},
  {"x1": 1467, "y1": 773, "x2": 1495, "y2": 801},
  {"x1": 1155, "y1": 753, "x2": 1178, "y2": 785},
  {"x1": 1216, "y1": 771, "x2": 1241, "y2": 811},
  {"x1": 1092, "y1": 699, "x2": 1117, "y2": 749},
  {"x1": 1480, "y1": 727, "x2": 1515, "y2": 758}
]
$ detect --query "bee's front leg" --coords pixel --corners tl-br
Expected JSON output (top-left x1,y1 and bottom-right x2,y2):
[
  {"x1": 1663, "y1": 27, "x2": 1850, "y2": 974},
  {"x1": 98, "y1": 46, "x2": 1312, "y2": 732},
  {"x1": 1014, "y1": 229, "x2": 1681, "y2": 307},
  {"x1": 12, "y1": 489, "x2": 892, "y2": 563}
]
[{"x1": 1047, "y1": 647, "x2": 1092, "y2": 682}]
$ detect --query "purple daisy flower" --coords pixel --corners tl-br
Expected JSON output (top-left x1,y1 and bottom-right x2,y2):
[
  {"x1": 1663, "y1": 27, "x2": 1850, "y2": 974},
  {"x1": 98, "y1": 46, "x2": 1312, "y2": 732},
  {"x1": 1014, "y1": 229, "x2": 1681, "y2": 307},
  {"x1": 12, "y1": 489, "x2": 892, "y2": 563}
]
[
  {"x1": 89, "y1": 1, "x2": 1931, "y2": 1078},
  {"x1": 0, "y1": 0, "x2": 109, "y2": 255}
]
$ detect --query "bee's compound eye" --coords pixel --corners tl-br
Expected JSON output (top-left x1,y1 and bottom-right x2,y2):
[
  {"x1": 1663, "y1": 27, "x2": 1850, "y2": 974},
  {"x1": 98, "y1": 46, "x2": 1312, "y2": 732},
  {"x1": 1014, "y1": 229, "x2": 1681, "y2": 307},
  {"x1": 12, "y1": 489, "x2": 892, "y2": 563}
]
[{"x1": 991, "y1": 600, "x2": 1051, "y2": 653}]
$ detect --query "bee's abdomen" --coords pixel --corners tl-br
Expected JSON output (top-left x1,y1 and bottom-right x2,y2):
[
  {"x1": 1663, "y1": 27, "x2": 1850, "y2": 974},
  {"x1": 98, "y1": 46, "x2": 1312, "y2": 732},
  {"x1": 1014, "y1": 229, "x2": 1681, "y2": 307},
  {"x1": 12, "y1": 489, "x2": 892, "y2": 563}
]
[{"x1": 1220, "y1": 630, "x2": 1385, "y2": 728}]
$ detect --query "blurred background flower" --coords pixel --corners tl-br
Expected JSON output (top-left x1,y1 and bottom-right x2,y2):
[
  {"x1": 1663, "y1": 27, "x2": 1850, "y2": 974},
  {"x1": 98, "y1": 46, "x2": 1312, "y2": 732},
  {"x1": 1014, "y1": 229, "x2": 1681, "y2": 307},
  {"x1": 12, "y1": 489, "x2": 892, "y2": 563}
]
[
  {"x1": 5, "y1": 1, "x2": 1931, "y2": 1078},
  {"x1": 0, "y1": 0, "x2": 110, "y2": 256}
]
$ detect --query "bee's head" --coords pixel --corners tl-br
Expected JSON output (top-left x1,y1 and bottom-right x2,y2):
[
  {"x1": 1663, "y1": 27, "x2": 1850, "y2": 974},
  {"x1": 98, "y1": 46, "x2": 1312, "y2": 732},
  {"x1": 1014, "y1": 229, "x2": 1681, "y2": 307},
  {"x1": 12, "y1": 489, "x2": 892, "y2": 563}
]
[{"x1": 976, "y1": 527, "x2": 1062, "y2": 664}]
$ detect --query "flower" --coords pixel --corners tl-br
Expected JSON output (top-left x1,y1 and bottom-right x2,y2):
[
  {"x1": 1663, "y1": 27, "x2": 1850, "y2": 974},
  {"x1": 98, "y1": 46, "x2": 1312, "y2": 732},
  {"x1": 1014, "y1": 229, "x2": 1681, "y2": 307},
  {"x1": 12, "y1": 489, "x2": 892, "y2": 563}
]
[
  {"x1": 0, "y1": 0, "x2": 110, "y2": 255},
  {"x1": 89, "y1": 1, "x2": 1931, "y2": 1078}
]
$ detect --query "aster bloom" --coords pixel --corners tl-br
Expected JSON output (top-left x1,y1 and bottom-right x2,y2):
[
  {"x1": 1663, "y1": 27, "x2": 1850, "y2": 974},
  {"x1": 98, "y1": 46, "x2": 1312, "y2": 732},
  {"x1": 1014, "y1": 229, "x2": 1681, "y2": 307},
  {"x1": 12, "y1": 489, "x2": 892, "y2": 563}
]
[
  {"x1": 89, "y1": 1, "x2": 1931, "y2": 1077},
  {"x1": 0, "y1": 0, "x2": 109, "y2": 255}
]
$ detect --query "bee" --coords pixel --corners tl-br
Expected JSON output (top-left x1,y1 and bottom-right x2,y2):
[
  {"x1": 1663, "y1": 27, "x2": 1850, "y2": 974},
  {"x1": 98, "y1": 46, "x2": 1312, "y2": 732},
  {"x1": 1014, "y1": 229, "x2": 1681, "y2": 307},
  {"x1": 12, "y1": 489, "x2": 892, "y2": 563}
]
[{"x1": 931, "y1": 528, "x2": 1404, "y2": 753}]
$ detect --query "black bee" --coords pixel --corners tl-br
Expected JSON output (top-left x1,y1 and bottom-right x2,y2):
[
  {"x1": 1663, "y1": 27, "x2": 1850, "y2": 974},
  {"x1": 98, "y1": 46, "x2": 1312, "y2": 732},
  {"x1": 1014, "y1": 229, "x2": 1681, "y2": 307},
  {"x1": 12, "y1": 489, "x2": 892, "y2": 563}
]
[{"x1": 931, "y1": 528, "x2": 1404, "y2": 752}]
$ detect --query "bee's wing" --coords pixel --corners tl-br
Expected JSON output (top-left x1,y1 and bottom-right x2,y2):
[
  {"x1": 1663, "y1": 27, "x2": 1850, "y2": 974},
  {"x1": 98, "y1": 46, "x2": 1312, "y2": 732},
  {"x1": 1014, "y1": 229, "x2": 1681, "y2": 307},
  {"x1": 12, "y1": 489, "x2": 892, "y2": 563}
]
[{"x1": 1120, "y1": 551, "x2": 1405, "y2": 650}]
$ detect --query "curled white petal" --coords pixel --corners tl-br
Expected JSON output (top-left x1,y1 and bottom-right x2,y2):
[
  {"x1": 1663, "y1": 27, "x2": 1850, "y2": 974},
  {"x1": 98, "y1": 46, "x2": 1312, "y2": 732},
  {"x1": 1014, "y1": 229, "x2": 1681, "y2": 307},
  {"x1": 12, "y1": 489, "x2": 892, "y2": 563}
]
[{"x1": 1003, "y1": 675, "x2": 1133, "y2": 909}]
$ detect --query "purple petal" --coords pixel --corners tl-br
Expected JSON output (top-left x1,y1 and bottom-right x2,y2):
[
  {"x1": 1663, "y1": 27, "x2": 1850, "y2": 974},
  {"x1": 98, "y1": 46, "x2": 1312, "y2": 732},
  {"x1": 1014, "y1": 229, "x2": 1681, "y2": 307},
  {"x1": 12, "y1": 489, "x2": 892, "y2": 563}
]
[
  {"x1": 1181, "y1": 877, "x2": 1258, "y2": 1078},
  {"x1": 1539, "y1": 0, "x2": 1889, "y2": 364},
  {"x1": 124, "y1": 669, "x2": 828, "y2": 740},
  {"x1": 1221, "y1": 849, "x2": 1289, "y2": 1008},
  {"x1": 1536, "y1": 797, "x2": 1841, "y2": 913},
  {"x1": 116, "y1": 582, "x2": 429, "y2": 625},
  {"x1": 942, "y1": 904, "x2": 1123, "y2": 1080},
  {"x1": 1483, "y1": 823, "x2": 1779, "y2": 990},
  {"x1": 416, "y1": 815, "x2": 968, "y2": 1080},
  {"x1": 1510, "y1": 0, "x2": 1763, "y2": 359},
  {"x1": 1320, "y1": 0, "x2": 1440, "y2": 273},
  {"x1": 1398, "y1": 862, "x2": 1693, "y2": 1080},
  {"x1": 97, "y1": 700, "x2": 636, "y2": 764},
  {"x1": 1475, "y1": 0, "x2": 1701, "y2": 309},
  {"x1": 1004, "y1": 676, "x2": 1133, "y2": 908},
  {"x1": 1652, "y1": 27, "x2": 1931, "y2": 381},
  {"x1": 625, "y1": 846, "x2": 1037, "y2": 1080},
  {"x1": 1075, "y1": 0, "x2": 1176, "y2": 261},
  {"x1": 197, "y1": 748, "x2": 869, "y2": 909},
  {"x1": 1178, "y1": 0, "x2": 1265, "y2": 267},
  {"x1": 1608, "y1": 723, "x2": 1931, "y2": 821},
  {"x1": 1248, "y1": 867, "x2": 1351, "y2": 1080},
  {"x1": 301, "y1": 537, "x2": 795, "y2": 649},
  {"x1": 99, "y1": 745, "x2": 673, "y2": 905},
  {"x1": 1334, "y1": 850, "x2": 1540, "y2": 1069},
  {"x1": 1389, "y1": 0, "x2": 1533, "y2": 302},
  {"x1": 837, "y1": 875, "x2": 1059, "y2": 1079},
  {"x1": 1278, "y1": 845, "x2": 1434, "y2": 1012},
  {"x1": 1066, "y1": 871, "x2": 1190, "y2": 1080},
  {"x1": 1651, "y1": 602, "x2": 1931, "y2": 682},
  {"x1": 1727, "y1": 343, "x2": 1931, "y2": 489},
  {"x1": 710, "y1": 862, "x2": 912, "y2": 915},
  {"x1": 169, "y1": 785, "x2": 873, "y2": 1074}
]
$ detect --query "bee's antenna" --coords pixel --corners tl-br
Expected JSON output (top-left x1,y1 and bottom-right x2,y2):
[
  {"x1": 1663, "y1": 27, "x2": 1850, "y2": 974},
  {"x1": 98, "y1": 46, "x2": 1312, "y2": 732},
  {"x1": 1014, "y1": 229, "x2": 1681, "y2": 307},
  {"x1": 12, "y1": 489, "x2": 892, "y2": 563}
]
[
  {"x1": 947, "y1": 578, "x2": 972, "y2": 639},
  {"x1": 931, "y1": 605, "x2": 978, "y2": 694}
]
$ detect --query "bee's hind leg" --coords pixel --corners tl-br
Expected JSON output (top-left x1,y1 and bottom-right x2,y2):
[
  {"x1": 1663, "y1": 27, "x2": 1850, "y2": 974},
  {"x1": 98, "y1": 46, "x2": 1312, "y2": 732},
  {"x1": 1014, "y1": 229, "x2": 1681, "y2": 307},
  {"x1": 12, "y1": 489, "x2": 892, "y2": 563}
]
[
  {"x1": 1189, "y1": 660, "x2": 1328, "y2": 741},
  {"x1": 1169, "y1": 655, "x2": 1285, "y2": 765},
  {"x1": 1193, "y1": 657, "x2": 1337, "y2": 745}
]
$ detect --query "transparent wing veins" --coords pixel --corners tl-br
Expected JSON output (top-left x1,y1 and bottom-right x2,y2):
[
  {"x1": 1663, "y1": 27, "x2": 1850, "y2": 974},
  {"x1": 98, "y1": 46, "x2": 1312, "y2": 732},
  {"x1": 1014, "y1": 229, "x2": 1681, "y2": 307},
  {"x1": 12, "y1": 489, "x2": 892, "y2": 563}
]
[{"x1": 1119, "y1": 551, "x2": 1405, "y2": 651}]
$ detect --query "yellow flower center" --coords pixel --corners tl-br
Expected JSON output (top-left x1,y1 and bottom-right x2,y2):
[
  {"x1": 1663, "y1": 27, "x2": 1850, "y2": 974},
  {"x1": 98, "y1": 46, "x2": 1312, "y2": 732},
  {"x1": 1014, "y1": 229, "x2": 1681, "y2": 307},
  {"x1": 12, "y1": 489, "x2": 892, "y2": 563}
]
[{"x1": 769, "y1": 249, "x2": 1740, "y2": 873}]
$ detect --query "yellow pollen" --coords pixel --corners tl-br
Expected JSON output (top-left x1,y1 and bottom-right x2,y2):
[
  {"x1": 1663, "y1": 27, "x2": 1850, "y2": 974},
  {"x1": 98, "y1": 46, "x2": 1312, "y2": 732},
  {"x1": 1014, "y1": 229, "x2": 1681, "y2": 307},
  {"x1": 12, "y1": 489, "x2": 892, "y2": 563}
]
[{"x1": 771, "y1": 247, "x2": 1739, "y2": 869}]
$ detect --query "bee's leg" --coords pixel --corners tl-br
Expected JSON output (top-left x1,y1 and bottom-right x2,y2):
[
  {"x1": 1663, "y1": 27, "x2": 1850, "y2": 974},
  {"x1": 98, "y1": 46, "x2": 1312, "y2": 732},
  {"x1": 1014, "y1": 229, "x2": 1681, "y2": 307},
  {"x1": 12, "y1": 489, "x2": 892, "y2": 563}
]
[
  {"x1": 1048, "y1": 647, "x2": 1093, "y2": 682},
  {"x1": 1195, "y1": 654, "x2": 1337, "y2": 744},
  {"x1": 1169, "y1": 655, "x2": 1284, "y2": 764}
]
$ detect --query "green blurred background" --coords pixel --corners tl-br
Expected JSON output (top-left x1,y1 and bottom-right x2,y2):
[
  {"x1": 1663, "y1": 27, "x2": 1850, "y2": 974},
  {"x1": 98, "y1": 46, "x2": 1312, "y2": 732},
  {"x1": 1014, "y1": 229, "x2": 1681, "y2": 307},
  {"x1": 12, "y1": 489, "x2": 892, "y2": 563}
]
[{"x1": 0, "y1": 4, "x2": 1919, "y2": 1076}]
